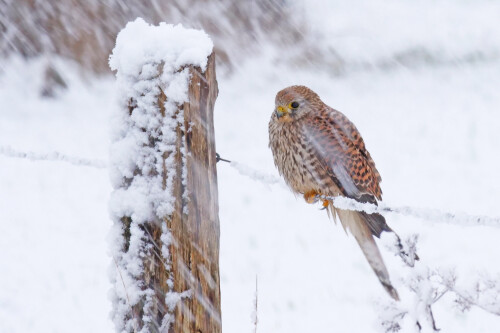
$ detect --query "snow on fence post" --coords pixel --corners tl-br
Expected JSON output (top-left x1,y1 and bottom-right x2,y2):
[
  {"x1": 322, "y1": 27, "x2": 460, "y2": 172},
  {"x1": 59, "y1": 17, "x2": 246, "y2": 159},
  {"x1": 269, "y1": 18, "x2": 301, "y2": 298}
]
[{"x1": 108, "y1": 19, "x2": 221, "y2": 333}]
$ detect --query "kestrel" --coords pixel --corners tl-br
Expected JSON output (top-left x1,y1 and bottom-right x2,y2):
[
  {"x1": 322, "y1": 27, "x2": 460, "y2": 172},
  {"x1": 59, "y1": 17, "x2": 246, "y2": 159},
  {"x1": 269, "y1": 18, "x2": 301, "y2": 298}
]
[{"x1": 269, "y1": 85, "x2": 399, "y2": 300}]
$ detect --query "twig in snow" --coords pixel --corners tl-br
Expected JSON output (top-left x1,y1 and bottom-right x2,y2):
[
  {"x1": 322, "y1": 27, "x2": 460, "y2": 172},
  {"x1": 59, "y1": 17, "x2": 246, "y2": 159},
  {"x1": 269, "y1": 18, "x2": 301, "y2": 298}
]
[
  {"x1": 252, "y1": 275, "x2": 258, "y2": 333},
  {"x1": 451, "y1": 277, "x2": 500, "y2": 316},
  {"x1": 379, "y1": 238, "x2": 500, "y2": 333},
  {"x1": 386, "y1": 233, "x2": 419, "y2": 268}
]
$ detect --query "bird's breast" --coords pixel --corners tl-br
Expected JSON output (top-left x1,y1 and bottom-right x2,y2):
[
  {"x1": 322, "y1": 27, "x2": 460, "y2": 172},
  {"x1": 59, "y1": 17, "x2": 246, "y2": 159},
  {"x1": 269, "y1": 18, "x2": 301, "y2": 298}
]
[{"x1": 269, "y1": 121, "x2": 326, "y2": 195}]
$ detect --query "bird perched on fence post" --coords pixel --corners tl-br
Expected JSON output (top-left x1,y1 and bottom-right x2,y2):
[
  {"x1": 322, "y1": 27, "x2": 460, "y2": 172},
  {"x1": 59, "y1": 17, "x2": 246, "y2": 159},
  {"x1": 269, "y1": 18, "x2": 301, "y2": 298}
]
[{"x1": 268, "y1": 85, "x2": 399, "y2": 300}]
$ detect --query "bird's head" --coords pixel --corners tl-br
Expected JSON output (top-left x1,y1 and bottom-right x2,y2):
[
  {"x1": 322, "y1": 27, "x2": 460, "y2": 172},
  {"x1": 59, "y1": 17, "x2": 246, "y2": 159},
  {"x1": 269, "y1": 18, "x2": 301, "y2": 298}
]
[{"x1": 274, "y1": 85, "x2": 320, "y2": 123}]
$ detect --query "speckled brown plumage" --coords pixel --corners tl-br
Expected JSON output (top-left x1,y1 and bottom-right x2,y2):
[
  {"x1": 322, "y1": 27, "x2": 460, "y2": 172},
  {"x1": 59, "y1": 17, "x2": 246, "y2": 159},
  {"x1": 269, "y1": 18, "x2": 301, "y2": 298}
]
[
  {"x1": 269, "y1": 85, "x2": 382, "y2": 201},
  {"x1": 269, "y1": 85, "x2": 399, "y2": 300}
]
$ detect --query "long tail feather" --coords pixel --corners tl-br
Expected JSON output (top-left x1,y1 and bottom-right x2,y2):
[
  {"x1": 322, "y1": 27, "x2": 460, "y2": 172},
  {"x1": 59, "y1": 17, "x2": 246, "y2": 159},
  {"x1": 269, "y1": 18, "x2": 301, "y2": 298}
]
[{"x1": 333, "y1": 207, "x2": 400, "y2": 301}]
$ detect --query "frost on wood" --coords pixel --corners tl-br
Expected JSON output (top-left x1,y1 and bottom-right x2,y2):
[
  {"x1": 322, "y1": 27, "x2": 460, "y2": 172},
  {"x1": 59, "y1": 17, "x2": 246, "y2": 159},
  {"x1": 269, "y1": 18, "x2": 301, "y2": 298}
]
[{"x1": 108, "y1": 19, "x2": 220, "y2": 332}]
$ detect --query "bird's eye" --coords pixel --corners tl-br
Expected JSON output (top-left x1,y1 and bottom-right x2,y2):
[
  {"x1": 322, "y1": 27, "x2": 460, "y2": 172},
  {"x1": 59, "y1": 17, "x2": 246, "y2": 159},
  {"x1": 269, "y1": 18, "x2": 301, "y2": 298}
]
[{"x1": 290, "y1": 101, "x2": 299, "y2": 109}]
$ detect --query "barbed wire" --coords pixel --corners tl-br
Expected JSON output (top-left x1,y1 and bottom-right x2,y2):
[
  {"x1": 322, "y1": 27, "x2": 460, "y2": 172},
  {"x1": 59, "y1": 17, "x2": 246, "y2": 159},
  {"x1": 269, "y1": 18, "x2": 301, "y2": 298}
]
[
  {"x1": 0, "y1": 145, "x2": 107, "y2": 169},
  {"x1": 225, "y1": 160, "x2": 500, "y2": 228},
  {"x1": 2, "y1": 146, "x2": 500, "y2": 227},
  {"x1": 329, "y1": 196, "x2": 500, "y2": 228}
]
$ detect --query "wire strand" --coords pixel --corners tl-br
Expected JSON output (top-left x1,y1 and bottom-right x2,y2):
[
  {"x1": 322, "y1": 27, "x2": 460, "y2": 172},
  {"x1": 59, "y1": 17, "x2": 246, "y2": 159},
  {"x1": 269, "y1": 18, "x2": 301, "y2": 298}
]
[
  {"x1": 0, "y1": 145, "x2": 107, "y2": 169},
  {"x1": 226, "y1": 161, "x2": 500, "y2": 228},
  {"x1": 2, "y1": 146, "x2": 499, "y2": 228}
]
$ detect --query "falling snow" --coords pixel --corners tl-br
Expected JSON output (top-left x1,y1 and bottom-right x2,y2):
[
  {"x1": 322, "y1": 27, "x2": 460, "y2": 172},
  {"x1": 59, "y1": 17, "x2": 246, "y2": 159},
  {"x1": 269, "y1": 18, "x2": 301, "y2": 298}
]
[{"x1": 1, "y1": 1, "x2": 500, "y2": 333}]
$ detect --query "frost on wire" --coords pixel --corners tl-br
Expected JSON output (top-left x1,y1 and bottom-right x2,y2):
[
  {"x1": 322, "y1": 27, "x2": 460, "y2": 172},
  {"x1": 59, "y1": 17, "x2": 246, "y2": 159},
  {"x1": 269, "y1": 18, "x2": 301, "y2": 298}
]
[{"x1": 108, "y1": 18, "x2": 213, "y2": 332}]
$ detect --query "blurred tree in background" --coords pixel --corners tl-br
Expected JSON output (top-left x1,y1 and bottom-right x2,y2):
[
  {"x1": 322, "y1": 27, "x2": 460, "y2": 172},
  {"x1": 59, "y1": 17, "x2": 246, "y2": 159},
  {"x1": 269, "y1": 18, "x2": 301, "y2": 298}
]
[{"x1": 0, "y1": 0, "x2": 327, "y2": 75}]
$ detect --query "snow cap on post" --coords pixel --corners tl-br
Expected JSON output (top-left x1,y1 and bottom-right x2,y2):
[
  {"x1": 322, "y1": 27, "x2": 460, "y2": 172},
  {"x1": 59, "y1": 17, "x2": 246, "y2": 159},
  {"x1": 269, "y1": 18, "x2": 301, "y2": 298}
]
[
  {"x1": 109, "y1": 18, "x2": 213, "y2": 75},
  {"x1": 108, "y1": 18, "x2": 214, "y2": 221}
]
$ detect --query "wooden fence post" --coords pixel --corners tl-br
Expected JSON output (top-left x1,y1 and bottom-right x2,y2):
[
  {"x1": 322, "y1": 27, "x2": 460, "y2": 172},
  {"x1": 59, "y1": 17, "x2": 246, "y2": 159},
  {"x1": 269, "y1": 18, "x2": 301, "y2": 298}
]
[
  {"x1": 109, "y1": 21, "x2": 220, "y2": 333},
  {"x1": 168, "y1": 53, "x2": 221, "y2": 332}
]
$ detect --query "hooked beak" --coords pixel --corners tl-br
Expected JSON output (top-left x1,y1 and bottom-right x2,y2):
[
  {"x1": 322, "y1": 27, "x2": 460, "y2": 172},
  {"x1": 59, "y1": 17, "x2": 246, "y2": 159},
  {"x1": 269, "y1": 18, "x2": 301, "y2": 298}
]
[{"x1": 276, "y1": 105, "x2": 290, "y2": 119}]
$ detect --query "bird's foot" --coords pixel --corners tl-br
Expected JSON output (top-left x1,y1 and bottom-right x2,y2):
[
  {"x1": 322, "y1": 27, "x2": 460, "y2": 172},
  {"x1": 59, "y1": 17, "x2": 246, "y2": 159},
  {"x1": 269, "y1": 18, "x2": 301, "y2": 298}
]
[
  {"x1": 304, "y1": 191, "x2": 330, "y2": 210},
  {"x1": 320, "y1": 199, "x2": 330, "y2": 210},
  {"x1": 303, "y1": 190, "x2": 319, "y2": 204}
]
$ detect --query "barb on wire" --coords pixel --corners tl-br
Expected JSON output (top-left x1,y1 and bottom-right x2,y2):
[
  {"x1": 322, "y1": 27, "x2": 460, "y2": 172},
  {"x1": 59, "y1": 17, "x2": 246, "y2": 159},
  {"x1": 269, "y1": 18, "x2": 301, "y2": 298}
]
[
  {"x1": 0, "y1": 145, "x2": 107, "y2": 169},
  {"x1": 215, "y1": 153, "x2": 231, "y2": 163}
]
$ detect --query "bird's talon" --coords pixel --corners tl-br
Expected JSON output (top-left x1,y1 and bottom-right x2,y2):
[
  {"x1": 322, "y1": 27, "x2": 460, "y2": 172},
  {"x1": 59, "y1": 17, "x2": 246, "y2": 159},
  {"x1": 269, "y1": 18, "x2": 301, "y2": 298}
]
[
  {"x1": 304, "y1": 190, "x2": 319, "y2": 204},
  {"x1": 319, "y1": 199, "x2": 330, "y2": 210}
]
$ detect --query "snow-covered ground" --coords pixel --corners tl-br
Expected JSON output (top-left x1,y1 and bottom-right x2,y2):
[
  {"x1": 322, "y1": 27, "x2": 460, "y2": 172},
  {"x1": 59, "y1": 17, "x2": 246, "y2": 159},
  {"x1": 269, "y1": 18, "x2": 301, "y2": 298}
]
[
  {"x1": 216, "y1": 59, "x2": 500, "y2": 333},
  {"x1": 0, "y1": 58, "x2": 113, "y2": 332},
  {"x1": 1, "y1": 1, "x2": 500, "y2": 332}
]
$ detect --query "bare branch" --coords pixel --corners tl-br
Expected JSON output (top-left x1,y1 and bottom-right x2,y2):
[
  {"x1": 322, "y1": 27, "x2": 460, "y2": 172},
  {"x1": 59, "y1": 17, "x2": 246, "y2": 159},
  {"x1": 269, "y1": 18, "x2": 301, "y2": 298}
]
[{"x1": 378, "y1": 237, "x2": 500, "y2": 332}]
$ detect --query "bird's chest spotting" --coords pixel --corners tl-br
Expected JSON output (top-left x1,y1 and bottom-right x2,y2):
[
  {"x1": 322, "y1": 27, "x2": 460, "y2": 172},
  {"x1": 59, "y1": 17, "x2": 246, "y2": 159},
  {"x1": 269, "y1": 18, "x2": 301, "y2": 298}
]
[{"x1": 270, "y1": 123, "x2": 323, "y2": 194}]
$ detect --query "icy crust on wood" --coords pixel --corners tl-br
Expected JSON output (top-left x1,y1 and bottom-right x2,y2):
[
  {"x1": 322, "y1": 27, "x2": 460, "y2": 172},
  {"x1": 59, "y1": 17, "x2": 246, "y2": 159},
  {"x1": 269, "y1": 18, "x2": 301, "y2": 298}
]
[{"x1": 108, "y1": 19, "x2": 213, "y2": 332}]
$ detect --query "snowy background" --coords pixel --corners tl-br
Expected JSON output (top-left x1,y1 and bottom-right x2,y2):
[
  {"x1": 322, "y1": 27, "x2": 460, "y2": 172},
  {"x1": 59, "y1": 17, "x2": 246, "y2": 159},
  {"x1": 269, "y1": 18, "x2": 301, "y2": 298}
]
[{"x1": 1, "y1": 1, "x2": 500, "y2": 332}]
